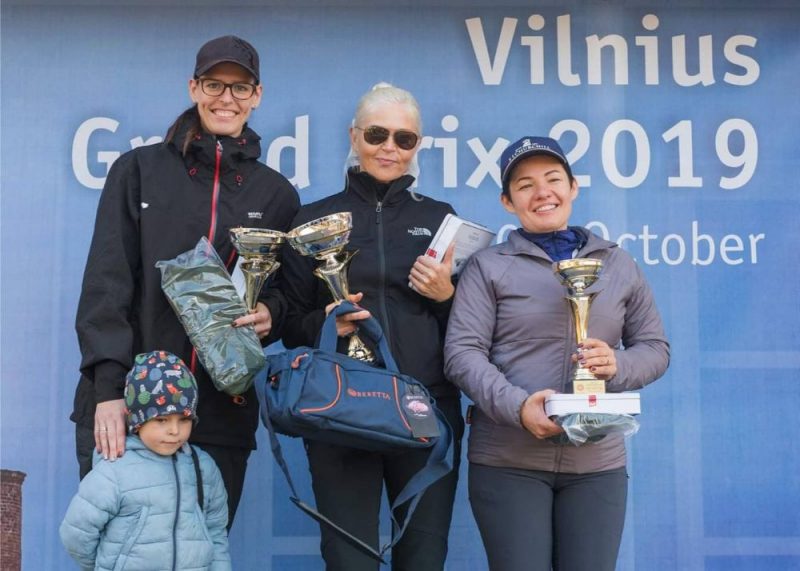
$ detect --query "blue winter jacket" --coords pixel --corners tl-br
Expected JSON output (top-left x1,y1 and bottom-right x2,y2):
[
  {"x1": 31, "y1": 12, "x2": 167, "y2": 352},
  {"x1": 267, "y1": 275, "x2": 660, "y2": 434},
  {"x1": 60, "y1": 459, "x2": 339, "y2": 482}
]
[{"x1": 59, "y1": 436, "x2": 231, "y2": 570}]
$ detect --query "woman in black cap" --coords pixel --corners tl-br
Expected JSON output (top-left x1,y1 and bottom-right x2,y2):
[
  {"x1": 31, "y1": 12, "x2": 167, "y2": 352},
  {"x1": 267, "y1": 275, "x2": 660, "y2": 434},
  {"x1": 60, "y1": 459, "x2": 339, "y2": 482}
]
[
  {"x1": 444, "y1": 136, "x2": 670, "y2": 570},
  {"x1": 72, "y1": 35, "x2": 299, "y2": 528}
]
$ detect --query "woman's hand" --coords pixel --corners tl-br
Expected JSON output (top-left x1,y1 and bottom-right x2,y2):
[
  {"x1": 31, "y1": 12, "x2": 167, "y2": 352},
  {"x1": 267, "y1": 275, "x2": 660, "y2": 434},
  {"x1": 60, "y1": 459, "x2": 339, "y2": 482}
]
[
  {"x1": 233, "y1": 302, "x2": 272, "y2": 339},
  {"x1": 573, "y1": 338, "x2": 617, "y2": 380},
  {"x1": 520, "y1": 390, "x2": 563, "y2": 439},
  {"x1": 325, "y1": 293, "x2": 371, "y2": 337},
  {"x1": 409, "y1": 243, "x2": 455, "y2": 302},
  {"x1": 95, "y1": 399, "x2": 128, "y2": 461}
]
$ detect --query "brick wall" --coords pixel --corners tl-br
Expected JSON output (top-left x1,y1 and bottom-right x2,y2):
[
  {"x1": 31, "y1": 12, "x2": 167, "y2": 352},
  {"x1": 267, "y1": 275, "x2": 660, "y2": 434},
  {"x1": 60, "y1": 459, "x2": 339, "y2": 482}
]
[{"x1": 1, "y1": 470, "x2": 26, "y2": 571}]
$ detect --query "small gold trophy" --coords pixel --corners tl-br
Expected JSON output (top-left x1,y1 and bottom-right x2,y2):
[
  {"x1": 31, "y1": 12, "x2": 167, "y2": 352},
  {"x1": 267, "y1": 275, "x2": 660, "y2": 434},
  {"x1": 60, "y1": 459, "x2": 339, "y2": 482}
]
[
  {"x1": 229, "y1": 228, "x2": 286, "y2": 312},
  {"x1": 554, "y1": 258, "x2": 605, "y2": 395},
  {"x1": 286, "y1": 212, "x2": 375, "y2": 363}
]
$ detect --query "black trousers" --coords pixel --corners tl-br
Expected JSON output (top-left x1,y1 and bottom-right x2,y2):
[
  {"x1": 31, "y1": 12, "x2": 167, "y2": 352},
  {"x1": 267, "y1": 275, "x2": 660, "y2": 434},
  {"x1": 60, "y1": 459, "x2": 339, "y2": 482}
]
[
  {"x1": 305, "y1": 396, "x2": 464, "y2": 571},
  {"x1": 469, "y1": 463, "x2": 628, "y2": 571},
  {"x1": 196, "y1": 442, "x2": 251, "y2": 530},
  {"x1": 75, "y1": 424, "x2": 250, "y2": 530}
]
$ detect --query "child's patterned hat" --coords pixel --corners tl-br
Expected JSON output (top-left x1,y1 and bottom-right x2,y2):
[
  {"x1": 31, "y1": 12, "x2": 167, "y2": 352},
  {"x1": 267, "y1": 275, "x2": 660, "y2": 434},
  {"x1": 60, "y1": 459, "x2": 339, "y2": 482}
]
[{"x1": 124, "y1": 350, "x2": 198, "y2": 433}]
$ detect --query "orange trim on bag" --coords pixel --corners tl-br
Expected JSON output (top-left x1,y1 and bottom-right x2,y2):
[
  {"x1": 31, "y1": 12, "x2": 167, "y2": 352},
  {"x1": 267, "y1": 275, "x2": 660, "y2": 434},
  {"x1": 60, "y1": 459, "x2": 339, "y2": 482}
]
[
  {"x1": 300, "y1": 363, "x2": 342, "y2": 414},
  {"x1": 291, "y1": 353, "x2": 308, "y2": 369},
  {"x1": 393, "y1": 377, "x2": 413, "y2": 433}
]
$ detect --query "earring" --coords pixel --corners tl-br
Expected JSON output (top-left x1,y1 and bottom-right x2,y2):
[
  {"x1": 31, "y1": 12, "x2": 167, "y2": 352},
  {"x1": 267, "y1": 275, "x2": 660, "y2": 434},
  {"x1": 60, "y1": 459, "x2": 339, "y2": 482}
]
[{"x1": 251, "y1": 105, "x2": 257, "y2": 110}]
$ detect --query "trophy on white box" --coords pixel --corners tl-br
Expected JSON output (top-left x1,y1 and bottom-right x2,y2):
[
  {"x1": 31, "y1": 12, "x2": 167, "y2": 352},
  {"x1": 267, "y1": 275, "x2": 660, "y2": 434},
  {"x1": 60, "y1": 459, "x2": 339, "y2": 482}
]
[
  {"x1": 545, "y1": 258, "x2": 640, "y2": 444},
  {"x1": 555, "y1": 258, "x2": 606, "y2": 395}
]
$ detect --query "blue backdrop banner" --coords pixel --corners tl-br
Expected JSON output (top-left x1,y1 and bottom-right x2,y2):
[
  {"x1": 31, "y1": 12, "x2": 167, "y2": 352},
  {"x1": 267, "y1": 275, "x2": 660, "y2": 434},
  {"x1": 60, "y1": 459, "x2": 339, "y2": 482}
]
[{"x1": 1, "y1": 1, "x2": 798, "y2": 569}]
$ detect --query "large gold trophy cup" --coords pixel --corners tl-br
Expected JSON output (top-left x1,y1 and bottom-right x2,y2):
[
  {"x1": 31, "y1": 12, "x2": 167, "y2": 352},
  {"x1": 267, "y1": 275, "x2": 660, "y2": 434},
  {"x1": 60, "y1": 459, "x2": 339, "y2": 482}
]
[
  {"x1": 286, "y1": 212, "x2": 375, "y2": 363},
  {"x1": 554, "y1": 258, "x2": 605, "y2": 395},
  {"x1": 229, "y1": 228, "x2": 286, "y2": 312}
]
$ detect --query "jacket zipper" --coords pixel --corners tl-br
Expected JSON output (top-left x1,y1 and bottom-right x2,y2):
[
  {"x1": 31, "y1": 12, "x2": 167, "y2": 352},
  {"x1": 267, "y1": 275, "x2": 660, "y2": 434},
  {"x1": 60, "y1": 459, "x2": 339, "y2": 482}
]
[
  {"x1": 192, "y1": 140, "x2": 223, "y2": 375},
  {"x1": 375, "y1": 200, "x2": 391, "y2": 346},
  {"x1": 553, "y1": 271, "x2": 576, "y2": 472},
  {"x1": 207, "y1": 140, "x2": 223, "y2": 242},
  {"x1": 171, "y1": 455, "x2": 180, "y2": 571}
]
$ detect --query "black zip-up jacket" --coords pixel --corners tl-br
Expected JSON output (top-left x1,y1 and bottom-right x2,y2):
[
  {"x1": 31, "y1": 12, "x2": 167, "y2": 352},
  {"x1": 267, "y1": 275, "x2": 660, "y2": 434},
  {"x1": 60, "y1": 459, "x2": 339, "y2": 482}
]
[
  {"x1": 281, "y1": 169, "x2": 459, "y2": 398},
  {"x1": 73, "y1": 122, "x2": 300, "y2": 449}
]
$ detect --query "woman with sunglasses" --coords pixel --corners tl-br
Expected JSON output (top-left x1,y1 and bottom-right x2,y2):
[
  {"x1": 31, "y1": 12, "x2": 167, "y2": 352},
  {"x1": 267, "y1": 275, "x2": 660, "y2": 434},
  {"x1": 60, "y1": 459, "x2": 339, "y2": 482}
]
[
  {"x1": 72, "y1": 36, "x2": 299, "y2": 528},
  {"x1": 281, "y1": 83, "x2": 464, "y2": 570}
]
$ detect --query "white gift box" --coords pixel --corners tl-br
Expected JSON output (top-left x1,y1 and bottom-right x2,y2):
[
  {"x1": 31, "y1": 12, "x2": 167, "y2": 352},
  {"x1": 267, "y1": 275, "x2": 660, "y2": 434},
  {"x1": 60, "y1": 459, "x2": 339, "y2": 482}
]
[
  {"x1": 425, "y1": 214, "x2": 495, "y2": 276},
  {"x1": 544, "y1": 393, "x2": 641, "y2": 416}
]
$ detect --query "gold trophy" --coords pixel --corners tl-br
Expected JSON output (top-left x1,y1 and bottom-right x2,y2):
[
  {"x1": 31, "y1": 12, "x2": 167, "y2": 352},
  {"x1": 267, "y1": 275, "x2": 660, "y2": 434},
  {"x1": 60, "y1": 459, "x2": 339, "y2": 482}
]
[
  {"x1": 286, "y1": 212, "x2": 375, "y2": 363},
  {"x1": 554, "y1": 258, "x2": 605, "y2": 395},
  {"x1": 229, "y1": 228, "x2": 286, "y2": 312}
]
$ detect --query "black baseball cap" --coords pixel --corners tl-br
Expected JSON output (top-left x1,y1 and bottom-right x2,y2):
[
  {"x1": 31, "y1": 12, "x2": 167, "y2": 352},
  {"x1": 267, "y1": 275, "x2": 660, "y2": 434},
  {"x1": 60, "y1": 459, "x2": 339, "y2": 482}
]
[{"x1": 194, "y1": 35, "x2": 260, "y2": 84}]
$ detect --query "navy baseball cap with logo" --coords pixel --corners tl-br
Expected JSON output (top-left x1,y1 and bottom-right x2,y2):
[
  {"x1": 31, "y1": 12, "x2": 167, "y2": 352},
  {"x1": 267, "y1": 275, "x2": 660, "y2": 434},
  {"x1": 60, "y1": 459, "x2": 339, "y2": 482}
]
[
  {"x1": 500, "y1": 136, "x2": 573, "y2": 192},
  {"x1": 194, "y1": 35, "x2": 260, "y2": 84}
]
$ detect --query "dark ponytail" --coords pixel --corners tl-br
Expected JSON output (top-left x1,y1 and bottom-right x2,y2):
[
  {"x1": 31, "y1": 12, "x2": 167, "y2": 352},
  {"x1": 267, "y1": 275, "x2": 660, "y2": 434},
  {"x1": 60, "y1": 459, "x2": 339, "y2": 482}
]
[{"x1": 165, "y1": 105, "x2": 202, "y2": 156}]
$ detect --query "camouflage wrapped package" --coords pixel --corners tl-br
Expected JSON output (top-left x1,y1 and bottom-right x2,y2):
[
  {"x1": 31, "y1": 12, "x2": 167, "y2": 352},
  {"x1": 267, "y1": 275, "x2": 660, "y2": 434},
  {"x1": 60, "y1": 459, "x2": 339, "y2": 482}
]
[{"x1": 156, "y1": 237, "x2": 265, "y2": 395}]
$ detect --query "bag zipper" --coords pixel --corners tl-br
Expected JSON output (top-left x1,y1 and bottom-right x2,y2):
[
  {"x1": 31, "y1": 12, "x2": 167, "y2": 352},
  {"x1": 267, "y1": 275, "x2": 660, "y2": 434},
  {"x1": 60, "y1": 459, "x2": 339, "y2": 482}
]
[{"x1": 392, "y1": 377, "x2": 413, "y2": 432}]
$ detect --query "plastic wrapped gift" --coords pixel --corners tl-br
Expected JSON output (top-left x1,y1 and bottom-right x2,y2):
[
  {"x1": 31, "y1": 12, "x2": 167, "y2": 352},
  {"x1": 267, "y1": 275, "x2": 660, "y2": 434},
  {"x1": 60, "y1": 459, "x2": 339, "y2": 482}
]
[{"x1": 156, "y1": 237, "x2": 265, "y2": 395}]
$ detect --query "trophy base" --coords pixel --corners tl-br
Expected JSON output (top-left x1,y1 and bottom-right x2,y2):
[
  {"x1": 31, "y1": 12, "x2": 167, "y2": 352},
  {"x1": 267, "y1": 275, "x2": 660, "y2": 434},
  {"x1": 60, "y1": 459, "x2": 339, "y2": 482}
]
[
  {"x1": 347, "y1": 334, "x2": 376, "y2": 364},
  {"x1": 573, "y1": 380, "x2": 606, "y2": 394}
]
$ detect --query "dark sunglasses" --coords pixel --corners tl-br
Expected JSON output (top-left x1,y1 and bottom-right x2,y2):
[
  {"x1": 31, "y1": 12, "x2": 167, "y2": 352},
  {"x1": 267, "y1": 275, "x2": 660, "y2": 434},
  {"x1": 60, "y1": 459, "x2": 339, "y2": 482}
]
[{"x1": 355, "y1": 126, "x2": 419, "y2": 151}]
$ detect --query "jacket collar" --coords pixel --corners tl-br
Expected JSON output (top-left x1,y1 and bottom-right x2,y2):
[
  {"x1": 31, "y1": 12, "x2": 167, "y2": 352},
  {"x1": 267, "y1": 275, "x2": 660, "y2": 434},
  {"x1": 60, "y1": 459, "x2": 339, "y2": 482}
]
[
  {"x1": 345, "y1": 168, "x2": 416, "y2": 207},
  {"x1": 169, "y1": 118, "x2": 263, "y2": 168},
  {"x1": 499, "y1": 227, "x2": 617, "y2": 260},
  {"x1": 125, "y1": 435, "x2": 191, "y2": 458}
]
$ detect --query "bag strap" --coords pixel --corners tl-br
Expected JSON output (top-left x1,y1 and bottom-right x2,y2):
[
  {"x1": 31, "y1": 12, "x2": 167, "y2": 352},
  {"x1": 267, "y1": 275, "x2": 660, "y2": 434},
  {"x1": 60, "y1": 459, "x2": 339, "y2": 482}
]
[
  {"x1": 318, "y1": 301, "x2": 399, "y2": 371},
  {"x1": 255, "y1": 378, "x2": 454, "y2": 564},
  {"x1": 381, "y1": 406, "x2": 453, "y2": 553},
  {"x1": 190, "y1": 445, "x2": 204, "y2": 511},
  {"x1": 257, "y1": 396, "x2": 387, "y2": 564}
]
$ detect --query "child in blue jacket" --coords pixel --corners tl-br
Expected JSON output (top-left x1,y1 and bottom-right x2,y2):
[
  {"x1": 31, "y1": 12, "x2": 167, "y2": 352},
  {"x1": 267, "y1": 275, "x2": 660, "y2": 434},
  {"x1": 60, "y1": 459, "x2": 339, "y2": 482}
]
[{"x1": 60, "y1": 350, "x2": 231, "y2": 570}]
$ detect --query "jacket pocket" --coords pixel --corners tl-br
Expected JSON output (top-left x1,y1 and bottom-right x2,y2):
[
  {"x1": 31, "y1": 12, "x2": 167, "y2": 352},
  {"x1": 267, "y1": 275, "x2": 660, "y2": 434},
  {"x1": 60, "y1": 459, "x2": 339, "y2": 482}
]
[
  {"x1": 112, "y1": 505, "x2": 149, "y2": 571},
  {"x1": 192, "y1": 504, "x2": 215, "y2": 565},
  {"x1": 298, "y1": 362, "x2": 343, "y2": 414},
  {"x1": 194, "y1": 503, "x2": 214, "y2": 544}
]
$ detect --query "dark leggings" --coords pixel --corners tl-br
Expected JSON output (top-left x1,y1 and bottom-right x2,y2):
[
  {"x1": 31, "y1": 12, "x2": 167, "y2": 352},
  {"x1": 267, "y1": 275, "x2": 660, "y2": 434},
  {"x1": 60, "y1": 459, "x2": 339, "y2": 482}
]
[
  {"x1": 469, "y1": 463, "x2": 628, "y2": 571},
  {"x1": 305, "y1": 396, "x2": 464, "y2": 571},
  {"x1": 76, "y1": 424, "x2": 250, "y2": 530}
]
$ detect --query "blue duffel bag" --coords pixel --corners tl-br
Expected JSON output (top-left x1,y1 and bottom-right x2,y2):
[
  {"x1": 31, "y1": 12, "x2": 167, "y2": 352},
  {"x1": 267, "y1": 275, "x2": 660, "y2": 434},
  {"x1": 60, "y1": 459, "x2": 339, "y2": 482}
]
[{"x1": 254, "y1": 301, "x2": 454, "y2": 564}]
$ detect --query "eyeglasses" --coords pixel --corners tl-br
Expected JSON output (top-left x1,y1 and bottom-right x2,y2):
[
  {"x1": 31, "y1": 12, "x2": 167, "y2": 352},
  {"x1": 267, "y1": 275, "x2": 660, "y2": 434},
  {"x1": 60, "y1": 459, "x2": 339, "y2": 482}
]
[
  {"x1": 355, "y1": 126, "x2": 419, "y2": 151},
  {"x1": 198, "y1": 78, "x2": 257, "y2": 100}
]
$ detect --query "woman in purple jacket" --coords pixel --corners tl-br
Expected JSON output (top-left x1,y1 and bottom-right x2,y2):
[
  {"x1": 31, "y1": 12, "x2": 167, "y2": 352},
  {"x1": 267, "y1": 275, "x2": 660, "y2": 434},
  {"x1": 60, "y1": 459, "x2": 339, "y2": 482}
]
[{"x1": 444, "y1": 136, "x2": 670, "y2": 571}]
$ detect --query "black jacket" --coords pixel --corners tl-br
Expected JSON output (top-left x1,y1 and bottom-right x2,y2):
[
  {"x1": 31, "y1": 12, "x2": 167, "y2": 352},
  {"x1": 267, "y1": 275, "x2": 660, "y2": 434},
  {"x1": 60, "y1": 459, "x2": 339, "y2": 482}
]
[
  {"x1": 73, "y1": 121, "x2": 300, "y2": 449},
  {"x1": 281, "y1": 169, "x2": 459, "y2": 398}
]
